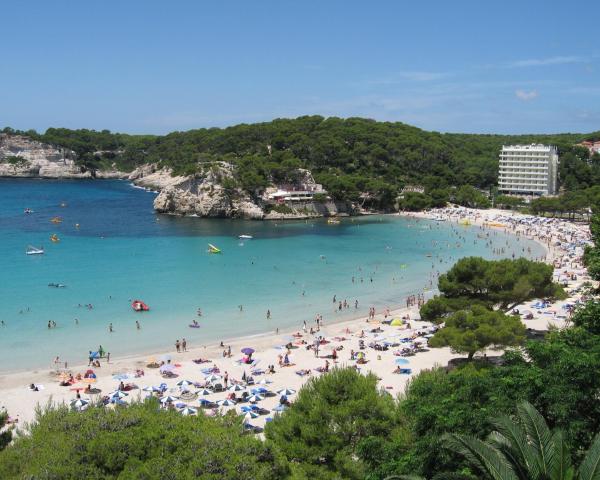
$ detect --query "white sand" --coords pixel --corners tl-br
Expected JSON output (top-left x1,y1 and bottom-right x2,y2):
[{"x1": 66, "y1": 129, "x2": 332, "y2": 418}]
[{"x1": 0, "y1": 207, "x2": 593, "y2": 432}]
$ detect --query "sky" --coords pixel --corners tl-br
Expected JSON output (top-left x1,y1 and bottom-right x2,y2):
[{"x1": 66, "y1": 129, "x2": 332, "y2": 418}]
[{"x1": 1, "y1": 0, "x2": 599, "y2": 135}]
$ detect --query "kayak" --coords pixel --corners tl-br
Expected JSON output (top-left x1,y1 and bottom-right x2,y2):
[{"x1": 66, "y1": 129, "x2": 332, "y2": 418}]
[{"x1": 238, "y1": 235, "x2": 253, "y2": 240}]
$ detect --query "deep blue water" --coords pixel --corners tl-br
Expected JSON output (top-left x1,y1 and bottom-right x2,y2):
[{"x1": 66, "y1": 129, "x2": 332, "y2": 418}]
[{"x1": 0, "y1": 179, "x2": 545, "y2": 371}]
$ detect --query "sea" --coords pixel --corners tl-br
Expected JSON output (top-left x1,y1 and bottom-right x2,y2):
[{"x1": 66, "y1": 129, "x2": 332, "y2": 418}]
[{"x1": 0, "y1": 179, "x2": 545, "y2": 372}]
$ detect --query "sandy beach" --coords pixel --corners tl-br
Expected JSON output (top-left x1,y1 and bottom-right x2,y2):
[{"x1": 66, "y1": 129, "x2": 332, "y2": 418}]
[{"x1": 0, "y1": 207, "x2": 593, "y2": 431}]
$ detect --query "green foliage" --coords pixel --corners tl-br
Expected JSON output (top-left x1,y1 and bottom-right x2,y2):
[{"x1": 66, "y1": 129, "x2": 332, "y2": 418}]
[
  {"x1": 0, "y1": 410, "x2": 11, "y2": 451},
  {"x1": 428, "y1": 306, "x2": 526, "y2": 359},
  {"x1": 583, "y1": 212, "x2": 600, "y2": 281},
  {"x1": 435, "y1": 257, "x2": 564, "y2": 312},
  {"x1": 398, "y1": 192, "x2": 434, "y2": 211},
  {"x1": 4, "y1": 155, "x2": 29, "y2": 167},
  {"x1": 0, "y1": 400, "x2": 288, "y2": 479},
  {"x1": 571, "y1": 300, "x2": 600, "y2": 335},
  {"x1": 443, "y1": 401, "x2": 600, "y2": 480},
  {"x1": 265, "y1": 368, "x2": 409, "y2": 479},
  {"x1": 452, "y1": 185, "x2": 490, "y2": 209},
  {"x1": 4, "y1": 118, "x2": 598, "y2": 211}
]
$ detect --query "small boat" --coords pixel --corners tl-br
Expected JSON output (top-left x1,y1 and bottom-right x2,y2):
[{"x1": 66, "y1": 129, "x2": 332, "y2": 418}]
[
  {"x1": 24, "y1": 208, "x2": 34, "y2": 214},
  {"x1": 50, "y1": 234, "x2": 60, "y2": 243},
  {"x1": 48, "y1": 283, "x2": 66, "y2": 288},
  {"x1": 208, "y1": 243, "x2": 221, "y2": 254},
  {"x1": 189, "y1": 323, "x2": 201, "y2": 329},
  {"x1": 51, "y1": 217, "x2": 63, "y2": 224},
  {"x1": 60, "y1": 202, "x2": 67, "y2": 208},
  {"x1": 132, "y1": 300, "x2": 150, "y2": 312},
  {"x1": 238, "y1": 235, "x2": 253, "y2": 240},
  {"x1": 327, "y1": 218, "x2": 340, "y2": 225},
  {"x1": 26, "y1": 246, "x2": 44, "y2": 255}
]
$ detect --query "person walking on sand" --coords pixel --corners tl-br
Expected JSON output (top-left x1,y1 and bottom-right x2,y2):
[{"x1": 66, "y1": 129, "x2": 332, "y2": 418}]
[
  {"x1": 106, "y1": 352, "x2": 111, "y2": 363},
  {"x1": 182, "y1": 338, "x2": 187, "y2": 352},
  {"x1": 175, "y1": 339, "x2": 181, "y2": 353}
]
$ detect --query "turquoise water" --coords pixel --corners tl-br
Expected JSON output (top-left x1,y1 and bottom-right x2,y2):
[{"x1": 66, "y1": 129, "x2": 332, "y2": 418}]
[{"x1": 0, "y1": 179, "x2": 545, "y2": 371}]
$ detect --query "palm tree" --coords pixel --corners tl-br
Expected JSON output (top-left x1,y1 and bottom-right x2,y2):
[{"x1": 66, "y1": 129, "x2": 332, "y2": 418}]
[{"x1": 442, "y1": 401, "x2": 600, "y2": 480}]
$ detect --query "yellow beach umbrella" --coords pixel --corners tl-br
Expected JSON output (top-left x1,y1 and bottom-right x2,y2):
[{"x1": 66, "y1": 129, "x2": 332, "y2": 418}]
[{"x1": 390, "y1": 318, "x2": 403, "y2": 327}]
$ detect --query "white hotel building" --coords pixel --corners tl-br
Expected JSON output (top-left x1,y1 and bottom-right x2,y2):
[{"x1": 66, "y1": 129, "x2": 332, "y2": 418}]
[{"x1": 498, "y1": 144, "x2": 559, "y2": 196}]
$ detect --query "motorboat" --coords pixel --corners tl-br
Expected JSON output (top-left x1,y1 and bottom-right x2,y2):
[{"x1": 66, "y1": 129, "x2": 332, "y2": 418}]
[
  {"x1": 24, "y1": 208, "x2": 34, "y2": 214},
  {"x1": 48, "y1": 283, "x2": 66, "y2": 288},
  {"x1": 51, "y1": 217, "x2": 62, "y2": 224},
  {"x1": 327, "y1": 218, "x2": 340, "y2": 225},
  {"x1": 50, "y1": 234, "x2": 60, "y2": 243},
  {"x1": 238, "y1": 235, "x2": 253, "y2": 240},
  {"x1": 208, "y1": 243, "x2": 221, "y2": 254},
  {"x1": 132, "y1": 300, "x2": 150, "y2": 312},
  {"x1": 26, "y1": 245, "x2": 44, "y2": 255}
]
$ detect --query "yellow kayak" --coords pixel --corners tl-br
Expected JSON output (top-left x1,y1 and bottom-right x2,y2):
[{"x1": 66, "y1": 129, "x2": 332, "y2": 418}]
[{"x1": 208, "y1": 243, "x2": 221, "y2": 254}]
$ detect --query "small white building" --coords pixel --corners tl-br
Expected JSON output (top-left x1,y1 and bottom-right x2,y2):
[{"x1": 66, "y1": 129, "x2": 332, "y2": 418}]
[{"x1": 498, "y1": 144, "x2": 559, "y2": 196}]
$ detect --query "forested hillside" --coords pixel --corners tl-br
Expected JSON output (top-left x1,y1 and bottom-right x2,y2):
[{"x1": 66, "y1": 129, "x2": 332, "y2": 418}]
[{"x1": 3, "y1": 116, "x2": 599, "y2": 208}]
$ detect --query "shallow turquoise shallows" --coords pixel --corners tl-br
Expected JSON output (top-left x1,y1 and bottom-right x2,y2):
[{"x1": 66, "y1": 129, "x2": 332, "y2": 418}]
[{"x1": 0, "y1": 179, "x2": 544, "y2": 371}]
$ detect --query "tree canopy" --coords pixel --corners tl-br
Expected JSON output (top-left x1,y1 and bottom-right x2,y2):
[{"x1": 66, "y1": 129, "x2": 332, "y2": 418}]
[
  {"x1": 0, "y1": 400, "x2": 288, "y2": 479},
  {"x1": 428, "y1": 305, "x2": 526, "y2": 359}
]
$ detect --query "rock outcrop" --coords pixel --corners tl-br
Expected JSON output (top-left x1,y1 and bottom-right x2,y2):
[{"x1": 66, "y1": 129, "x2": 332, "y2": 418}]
[
  {"x1": 152, "y1": 162, "x2": 265, "y2": 219},
  {"x1": 0, "y1": 134, "x2": 126, "y2": 178}
]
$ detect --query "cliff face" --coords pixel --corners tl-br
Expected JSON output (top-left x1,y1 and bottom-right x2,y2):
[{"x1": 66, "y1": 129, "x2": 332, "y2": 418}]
[
  {"x1": 150, "y1": 162, "x2": 354, "y2": 220},
  {"x1": 0, "y1": 134, "x2": 125, "y2": 178},
  {"x1": 152, "y1": 162, "x2": 264, "y2": 219}
]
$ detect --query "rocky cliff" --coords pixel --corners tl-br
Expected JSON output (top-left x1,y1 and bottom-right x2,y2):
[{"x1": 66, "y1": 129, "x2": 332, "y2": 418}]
[
  {"x1": 0, "y1": 134, "x2": 125, "y2": 178},
  {"x1": 151, "y1": 162, "x2": 264, "y2": 219}
]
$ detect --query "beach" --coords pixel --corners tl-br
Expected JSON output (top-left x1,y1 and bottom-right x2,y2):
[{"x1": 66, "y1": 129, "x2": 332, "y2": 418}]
[{"x1": 0, "y1": 206, "x2": 593, "y2": 431}]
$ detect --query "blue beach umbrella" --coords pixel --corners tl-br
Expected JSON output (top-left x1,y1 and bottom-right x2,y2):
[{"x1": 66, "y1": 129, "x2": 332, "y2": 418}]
[
  {"x1": 277, "y1": 388, "x2": 296, "y2": 396},
  {"x1": 180, "y1": 406, "x2": 198, "y2": 416},
  {"x1": 273, "y1": 404, "x2": 288, "y2": 412},
  {"x1": 217, "y1": 399, "x2": 236, "y2": 407},
  {"x1": 160, "y1": 395, "x2": 177, "y2": 404},
  {"x1": 110, "y1": 390, "x2": 129, "y2": 399}
]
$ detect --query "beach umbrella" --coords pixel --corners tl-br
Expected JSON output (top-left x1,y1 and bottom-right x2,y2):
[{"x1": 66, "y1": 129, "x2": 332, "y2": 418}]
[
  {"x1": 240, "y1": 405, "x2": 257, "y2": 413},
  {"x1": 217, "y1": 399, "x2": 236, "y2": 407},
  {"x1": 204, "y1": 373, "x2": 222, "y2": 382},
  {"x1": 70, "y1": 398, "x2": 89, "y2": 410},
  {"x1": 174, "y1": 401, "x2": 187, "y2": 409},
  {"x1": 277, "y1": 388, "x2": 296, "y2": 396},
  {"x1": 198, "y1": 398, "x2": 214, "y2": 407},
  {"x1": 241, "y1": 347, "x2": 255, "y2": 355},
  {"x1": 82, "y1": 377, "x2": 97, "y2": 384},
  {"x1": 110, "y1": 390, "x2": 128, "y2": 399},
  {"x1": 390, "y1": 318, "x2": 403, "y2": 326},
  {"x1": 196, "y1": 388, "x2": 212, "y2": 396},
  {"x1": 180, "y1": 406, "x2": 198, "y2": 416},
  {"x1": 143, "y1": 385, "x2": 163, "y2": 393},
  {"x1": 395, "y1": 358, "x2": 410, "y2": 365},
  {"x1": 257, "y1": 378, "x2": 272, "y2": 385},
  {"x1": 110, "y1": 397, "x2": 127, "y2": 405},
  {"x1": 112, "y1": 373, "x2": 130, "y2": 380},
  {"x1": 251, "y1": 387, "x2": 268, "y2": 394},
  {"x1": 176, "y1": 379, "x2": 194, "y2": 388},
  {"x1": 159, "y1": 364, "x2": 175, "y2": 374},
  {"x1": 228, "y1": 384, "x2": 245, "y2": 392},
  {"x1": 160, "y1": 395, "x2": 177, "y2": 404},
  {"x1": 244, "y1": 411, "x2": 260, "y2": 420},
  {"x1": 247, "y1": 394, "x2": 264, "y2": 403},
  {"x1": 273, "y1": 404, "x2": 288, "y2": 412}
]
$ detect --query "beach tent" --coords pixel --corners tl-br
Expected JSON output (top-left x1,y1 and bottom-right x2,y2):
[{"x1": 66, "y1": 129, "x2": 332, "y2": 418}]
[{"x1": 390, "y1": 318, "x2": 403, "y2": 326}]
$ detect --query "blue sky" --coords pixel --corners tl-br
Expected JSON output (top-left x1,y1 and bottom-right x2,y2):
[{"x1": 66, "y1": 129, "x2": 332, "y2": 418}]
[{"x1": 1, "y1": 0, "x2": 599, "y2": 134}]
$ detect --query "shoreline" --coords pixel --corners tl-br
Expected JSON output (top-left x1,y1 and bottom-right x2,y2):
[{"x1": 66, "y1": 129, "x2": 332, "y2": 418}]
[{"x1": 0, "y1": 206, "x2": 592, "y2": 429}]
